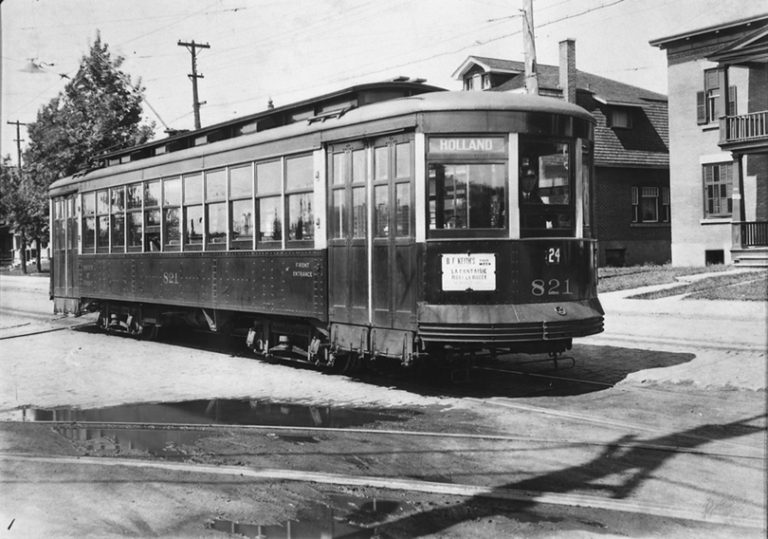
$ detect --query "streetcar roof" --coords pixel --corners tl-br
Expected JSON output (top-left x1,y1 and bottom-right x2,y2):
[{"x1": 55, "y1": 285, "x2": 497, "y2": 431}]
[{"x1": 50, "y1": 89, "x2": 593, "y2": 194}]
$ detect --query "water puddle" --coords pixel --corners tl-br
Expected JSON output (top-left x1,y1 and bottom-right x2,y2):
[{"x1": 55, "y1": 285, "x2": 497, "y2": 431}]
[
  {"x1": 207, "y1": 495, "x2": 403, "y2": 538},
  {"x1": 20, "y1": 399, "x2": 416, "y2": 458}
]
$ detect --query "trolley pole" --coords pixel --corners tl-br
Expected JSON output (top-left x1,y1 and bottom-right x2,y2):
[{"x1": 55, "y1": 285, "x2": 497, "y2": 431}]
[
  {"x1": 6, "y1": 120, "x2": 27, "y2": 170},
  {"x1": 521, "y1": 0, "x2": 539, "y2": 95},
  {"x1": 177, "y1": 40, "x2": 210, "y2": 130}
]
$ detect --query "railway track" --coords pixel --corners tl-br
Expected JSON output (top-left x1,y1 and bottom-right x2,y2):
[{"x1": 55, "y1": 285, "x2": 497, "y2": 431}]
[
  {"x1": 1, "y1": 451, "x2": 762, "y2": 530},
  {"x1": 9, "y1": 411, "x2": 763, "y2": 461}
]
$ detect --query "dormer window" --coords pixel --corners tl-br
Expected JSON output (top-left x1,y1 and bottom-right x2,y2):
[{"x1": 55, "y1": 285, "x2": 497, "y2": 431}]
[{"x1": 608, "y1": 108, "x2": 633, "y2": 129}]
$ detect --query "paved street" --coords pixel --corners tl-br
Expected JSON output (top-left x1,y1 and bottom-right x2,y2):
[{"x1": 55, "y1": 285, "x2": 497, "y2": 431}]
[{"x1": 0, "y1": 273, "x2": 765, "y2": 537}]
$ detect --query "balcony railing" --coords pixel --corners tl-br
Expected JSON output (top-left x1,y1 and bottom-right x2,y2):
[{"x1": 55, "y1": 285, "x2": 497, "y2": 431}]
[{"x1": 720, "y1": 110, "x2": 768, "y2": 146}]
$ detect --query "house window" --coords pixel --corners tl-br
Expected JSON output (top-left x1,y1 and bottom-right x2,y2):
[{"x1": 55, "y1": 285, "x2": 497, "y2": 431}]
[
  {"x1": 697, "y1": 69, "x2": 737, "y2": 125},
  {"x1": 631, "y1": 186, "x2": 664, "y2": 223},
  {"x1": 608, "y1": 108, "x2": 633, "y2": 129},
  {"x1": 661, "y1": 186, "x2": 670, "y2": 222},
  {"x1": 703, "y1": 162, "x2": 733, "y2": 218}
]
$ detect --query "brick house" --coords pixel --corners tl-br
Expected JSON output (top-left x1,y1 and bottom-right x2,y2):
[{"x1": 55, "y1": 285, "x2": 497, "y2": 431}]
[
  {"x1": 651, "y1": 14, "x2": 768, "y2": 266},
  {"x1": 453, "y1": 41, "x2": 671, "y2": 266}
]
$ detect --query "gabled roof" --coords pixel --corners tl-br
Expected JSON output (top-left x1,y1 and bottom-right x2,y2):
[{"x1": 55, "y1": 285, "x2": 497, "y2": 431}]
[
  {"x1": 707, "y1": 22, "x2": 768, "y2": 64},
  {"x1": 489, "y1": 63, "x2": 667, "y2": 105},
  {"x1": 650, "y1": 14, "x2": 768, "y2": 49},
  {"x1": 451, "y1": 56, "x2": 524, "y2": 79},
  {"x1": 454, "y1": 57, "x2": 669, "y2": 168}
]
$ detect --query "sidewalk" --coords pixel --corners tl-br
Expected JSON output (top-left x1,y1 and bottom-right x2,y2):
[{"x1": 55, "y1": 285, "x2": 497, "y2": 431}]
[
  {"x1": 598, "y1": 270, "x2": 767, "y2": 322},
  {"x1": 582, "y1": 272, "x2": 767, "y2": 391},
  {"x1": 590, "y1": 273, "x2": 766, "y2": 351}
]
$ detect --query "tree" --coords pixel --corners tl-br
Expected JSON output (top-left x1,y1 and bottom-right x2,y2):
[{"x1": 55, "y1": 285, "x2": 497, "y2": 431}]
[
  {"x1": 0, "y1": 157, "x2": 45, "y2": 274},
  {"x1": 18, "y1": 33, "x2": 155, "y2": 271}
]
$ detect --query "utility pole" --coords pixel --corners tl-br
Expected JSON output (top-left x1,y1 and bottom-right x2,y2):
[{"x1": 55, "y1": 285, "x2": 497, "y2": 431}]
[
  {"x1": 6, "y1": 119, "x2": 28, "y2": 273},
  {"x1": 177, "y1": 40, "x2": 210, "y2": 130},
  {"x1": 521, "y1": 0, "x2": 539, "y2": 95},
  {"x1": 6, "y1": 120, "x2": 26, "y2": 170}
]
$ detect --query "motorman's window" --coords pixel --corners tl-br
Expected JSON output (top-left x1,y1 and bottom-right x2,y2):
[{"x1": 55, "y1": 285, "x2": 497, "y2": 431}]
[
  {"x1": 518, "y1": 139, "x2": 574, "y2": 237},
  {"x1": 230, "y1": 164, "x2": 254, "y2": 250},
  {"x1": 144, "y1": 180, "x2": 161, "y2": 251},
  {"x1": 163, "y1": 177, "x2": 181, "y2": 251},
  {"x1": 110, "y1": 186, "x2": 125, "y2": 252},
  {"x1": 256, "y1": 160, "x2": 282, "y2": 245},
  {"x1": 82, "y1": 192, "x2": 96, "y2": 253},
  {"x1": 183, "y1": 173, "x2": 203, "y2": 250},
  {"x1": 286, "y1": 154, "x2": 314, "y2": 244},
  {"x1": 96, "y1": 189, "x2": 110, "y2": 253},
  {"x1": 205, "y1": 169, "x2": 227, "y2": 250},
  {"x1": 126, "y1": 183, "x2": 143, "y2": 251}
]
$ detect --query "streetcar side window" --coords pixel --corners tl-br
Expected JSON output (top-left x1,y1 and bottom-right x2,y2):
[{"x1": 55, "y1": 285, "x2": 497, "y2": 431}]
[
  {"x1": 126, "y1": 183, "x2": 143, "y2": 252},
  {"x1": 229, "y1": 164, "x2": 254, "y2": 250},
  {"x1": 82, "y1": 192, "x2": 96, "y2": 253},
  {"x1": 110, "y1": 186, "x2": 125, "y2": 253},
  {"x1": 144, "y1": 181, "x2": 161, "y2": 252},
  {"x1": 96, "y1": 189, "x2": 110, "y2": 253},
  {"x1": 256, "y1": 160, "x2": 282, "y2": 247},
  {"x1": 285, "y1": 154, "x2": 314, "y2": 245},
  {"x1": 163, "y1": 177, "x2": 181, "y2": 251},
  {"x1": 183, "y1": 173, "x2": 203, "y2": 250},
  {"x1": 205, "y1": 169, "x2": 227, "y2": 250}
]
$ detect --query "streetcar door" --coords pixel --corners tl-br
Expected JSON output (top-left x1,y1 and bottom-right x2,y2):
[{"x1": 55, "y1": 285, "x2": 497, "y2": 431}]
[
  {"x1": 371, "y1": 135, "x2": 417, "y2": 329},
  {"x1": 327, "y1": 142, "x2": 368, "y2": 324},
  {"x1": 52, "y1": 194, "x2": 79, "y2": 306}
]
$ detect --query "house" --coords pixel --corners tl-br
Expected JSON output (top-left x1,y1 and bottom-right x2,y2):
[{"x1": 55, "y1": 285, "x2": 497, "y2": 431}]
[
  {"x1": 651, "y1": 14, "x2": 768, "y2": 267},
  {"x1": 453, "y1": 41, "x2": 671, "y2": 267}
]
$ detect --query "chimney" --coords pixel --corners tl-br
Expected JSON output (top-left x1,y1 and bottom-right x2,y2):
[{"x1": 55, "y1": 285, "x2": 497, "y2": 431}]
[{"x1": 559, "y1": 39, "x2": 577, "y2": 103}]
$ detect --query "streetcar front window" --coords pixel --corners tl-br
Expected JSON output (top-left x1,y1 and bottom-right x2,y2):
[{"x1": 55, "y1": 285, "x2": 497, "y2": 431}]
[{"x1": 428, "y1": 164, "x2": 505, "y2": 231}]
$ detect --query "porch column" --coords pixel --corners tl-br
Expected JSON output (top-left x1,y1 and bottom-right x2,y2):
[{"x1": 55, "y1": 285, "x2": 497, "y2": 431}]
[{"x1": 731, "y1": 153, "x2": 746, "y2": 249}]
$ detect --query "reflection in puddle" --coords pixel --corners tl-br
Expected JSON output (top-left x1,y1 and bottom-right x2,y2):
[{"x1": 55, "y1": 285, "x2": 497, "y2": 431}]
[
  {"x1": 22, "y1": 399, "x2": 414, "y2": 459},
  {"x1": 208, "y1": 496, "x2": 402, "y2": 538}
]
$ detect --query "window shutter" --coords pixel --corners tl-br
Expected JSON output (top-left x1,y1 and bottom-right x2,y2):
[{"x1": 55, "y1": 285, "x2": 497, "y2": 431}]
[
  {"x1": 728, "y1": 86, "x2": 737, "y2": 116},
  {"x1": 696, "y1": 91, "x2": 706, "y2": 125}
]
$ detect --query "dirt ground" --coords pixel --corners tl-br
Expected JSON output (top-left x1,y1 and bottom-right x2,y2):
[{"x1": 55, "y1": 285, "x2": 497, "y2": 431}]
[{"x1": 0, "y1": 274, "x2": 765, "y2": 537}]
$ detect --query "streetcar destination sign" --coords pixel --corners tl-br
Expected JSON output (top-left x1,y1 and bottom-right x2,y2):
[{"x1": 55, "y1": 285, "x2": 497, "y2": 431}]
[
  {"x1": 429, "y1": 137, "x2": 505, "y2": 155},
  {"x1": 441, "y1": 253, "x2": 496, "y2": 291}
]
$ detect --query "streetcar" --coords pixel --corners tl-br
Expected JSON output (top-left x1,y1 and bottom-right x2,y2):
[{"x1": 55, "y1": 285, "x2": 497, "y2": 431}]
[{"x1": 49, "y1": 79, "x2": 604, "y2": 372}]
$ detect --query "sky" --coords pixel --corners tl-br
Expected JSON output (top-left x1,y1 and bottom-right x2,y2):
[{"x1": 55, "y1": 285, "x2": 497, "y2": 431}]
[{"x1": 2, "y1": 0, "x2": 767, "y2": 163}]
